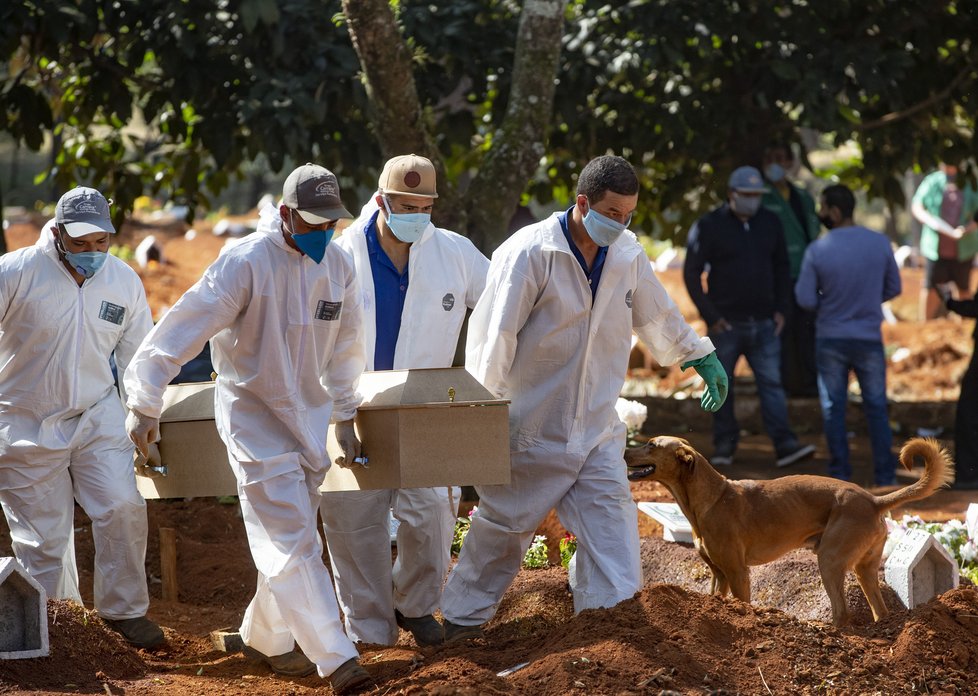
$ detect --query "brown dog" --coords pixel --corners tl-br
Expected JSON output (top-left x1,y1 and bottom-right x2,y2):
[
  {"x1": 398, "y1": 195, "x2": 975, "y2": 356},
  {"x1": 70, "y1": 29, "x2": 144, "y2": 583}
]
[{"x1": 624, "y1": 436, "x2": 954, "y2": 626}]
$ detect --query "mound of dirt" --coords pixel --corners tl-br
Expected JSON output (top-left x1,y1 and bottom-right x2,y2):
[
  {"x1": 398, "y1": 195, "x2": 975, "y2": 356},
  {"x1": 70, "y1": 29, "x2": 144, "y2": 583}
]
[
  {"x1": 2, "y1": 218, "x2": 977, "y2": 695},
  {"x1": 0, "y1": 600, "x2": 146, "y2": 690}
]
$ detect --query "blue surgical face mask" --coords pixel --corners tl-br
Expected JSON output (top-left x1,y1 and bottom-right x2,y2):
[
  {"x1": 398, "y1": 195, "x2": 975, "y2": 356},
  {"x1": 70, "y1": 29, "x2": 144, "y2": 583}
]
[
  {"x1": 56, "y1": 231, "x2": 108, "y2": 278},
  {"x1": 382, "y1": 197, "x2": 430, "y2": 243},
  {"x1": 65, "y1": 250, "x2": 107, "y2": 278},
  {"x1": 582, "y1": 198, "x2": 630, "y2": 247},
  {"x1": 764, "y1": 163, "x2": 785, "y2": 183},
  {"x1": 288, "y1": 210, "x2": 333, "y2": 264}
]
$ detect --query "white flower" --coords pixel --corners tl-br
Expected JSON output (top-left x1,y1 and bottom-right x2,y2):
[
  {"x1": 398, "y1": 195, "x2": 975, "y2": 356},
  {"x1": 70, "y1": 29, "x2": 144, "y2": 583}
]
[
  {"x1": 961, "y1": 541, "x2": 978, "y2": 564},
  {"x1": 615, "y1": 398, "x2": 648, "y2": 432},
  {"x1": 885, "y1": 517, "x2": 901, "y2": 535}
]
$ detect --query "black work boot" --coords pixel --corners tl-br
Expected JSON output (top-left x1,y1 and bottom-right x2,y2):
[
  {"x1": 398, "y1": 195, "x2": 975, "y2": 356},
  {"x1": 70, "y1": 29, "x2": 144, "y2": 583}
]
[
  {"x1": 242, "y1": 645, "x2": 317, "y2": 677},
  {"x1": 102, "y1": 615, "x2": 166, "y2": 649},
  {"x1": 395, "y1": 609, "x2": 445, "y2": 646}
]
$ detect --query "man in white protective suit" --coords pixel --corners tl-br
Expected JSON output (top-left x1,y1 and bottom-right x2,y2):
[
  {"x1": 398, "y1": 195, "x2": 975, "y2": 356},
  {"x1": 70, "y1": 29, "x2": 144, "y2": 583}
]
[
  {"x1": 0, "y1": 187, "x2": 163, "y2": 648},
  {"x1": 439, "y1": 155, "x2": 729, "y2": 641},
  {"x1": 321, "y1": 154, "x2": 489, "y2": 647},
  {"x1": 123, "y1": 164, "x2": 374, "y2": 694}
]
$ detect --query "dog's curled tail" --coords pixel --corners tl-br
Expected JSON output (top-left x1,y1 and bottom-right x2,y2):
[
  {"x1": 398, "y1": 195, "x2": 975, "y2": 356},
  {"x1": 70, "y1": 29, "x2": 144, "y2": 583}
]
[{"x1": 874, "y1": 437, "x2": 955, "y2": 512}]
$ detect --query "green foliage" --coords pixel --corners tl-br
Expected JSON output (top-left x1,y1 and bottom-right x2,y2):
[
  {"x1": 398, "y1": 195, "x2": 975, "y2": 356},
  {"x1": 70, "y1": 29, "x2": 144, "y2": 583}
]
[
  {"x1": 523, "y1": 535, "x2": 549, "y2": 569},
  {"x1": 108, "y1": 243, "x2": 134, "y2": 262},
  {"x1": 544, "y1": 0, "x2": 978, "y2": 241},
  {"x1": 3, "y1": 0, "x2": 977, "y2": 250},
  {"x1": 452, "y1": 508, "x2": 475, "y2": 556},
  {"x1": 559, "y1": 533, "x2": 577, "y2": 569},
  {"x1": 452, "y1": 509, "x2": 550, "y2": 569}
]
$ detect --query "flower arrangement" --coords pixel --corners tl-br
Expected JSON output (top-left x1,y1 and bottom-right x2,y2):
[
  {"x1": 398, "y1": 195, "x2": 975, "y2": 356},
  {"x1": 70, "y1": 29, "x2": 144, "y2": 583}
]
[
  {"x1": 452, "y1": 508, "x2": 551, "y2": 568},
  {"x1": 523, "y1": 535, "x2": 549, "y2": 569},
  {"x1": 559, "y1": 533, "x2": 577, "y2": 569},
  {"x1": 886, "y1": 514, "x2": 978, "y2": 585},
  {"x1": 615, "y1": 397, "x2": 648, "y2": 446}
]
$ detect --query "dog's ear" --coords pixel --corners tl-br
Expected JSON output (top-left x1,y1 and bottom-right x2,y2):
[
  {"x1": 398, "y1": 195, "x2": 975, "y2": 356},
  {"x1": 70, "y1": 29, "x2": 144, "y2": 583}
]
[{"x1": 676, "y1": 445, "x2": 697, "y2": 469}]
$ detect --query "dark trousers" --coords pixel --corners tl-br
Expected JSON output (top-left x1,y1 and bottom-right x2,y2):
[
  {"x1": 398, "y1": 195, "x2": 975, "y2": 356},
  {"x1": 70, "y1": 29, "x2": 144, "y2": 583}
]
[
  {"x1": 956, "y1": 348, "x2": 978, "y2": 484},
  {"x1": 780, "y1": 297, "x2": 818, "y2": 398}
]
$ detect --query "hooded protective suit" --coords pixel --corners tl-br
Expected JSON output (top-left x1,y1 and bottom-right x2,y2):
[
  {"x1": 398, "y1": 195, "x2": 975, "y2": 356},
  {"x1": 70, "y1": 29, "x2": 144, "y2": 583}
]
[
  {"x1": 0, "y1": 223, "x2": 153, "y2": 618},
  {"x1": 124, "y1": 204, "x2": 365, "y2": 676},
  {"x1": 441, "y1": 212, "x2": 714, "y2": 624},
  {"x1": 320, "y1": 200, "x2": 488, "y2": 645}
]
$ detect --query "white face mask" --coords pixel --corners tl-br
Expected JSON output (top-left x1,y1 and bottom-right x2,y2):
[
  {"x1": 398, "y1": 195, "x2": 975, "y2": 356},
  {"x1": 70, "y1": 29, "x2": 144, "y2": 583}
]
[
  {"x1": 582, "y1": 198, "x2": 631, "y2": 247},
  {"x1": 731, "y1": 192, "x2": 762, "y2": 217}
]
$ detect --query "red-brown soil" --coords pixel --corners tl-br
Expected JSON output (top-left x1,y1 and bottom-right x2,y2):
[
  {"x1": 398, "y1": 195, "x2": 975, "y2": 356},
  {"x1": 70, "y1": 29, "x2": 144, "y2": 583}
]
[{"x1": 1, "y1": 217, "x2": 976, "y2": 695}]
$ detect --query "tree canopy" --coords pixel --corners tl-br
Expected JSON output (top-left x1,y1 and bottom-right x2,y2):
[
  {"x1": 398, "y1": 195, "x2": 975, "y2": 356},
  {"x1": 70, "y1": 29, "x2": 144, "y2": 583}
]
[{"x1": 2, "y1": 0, "x2": 976, "y2": 253}]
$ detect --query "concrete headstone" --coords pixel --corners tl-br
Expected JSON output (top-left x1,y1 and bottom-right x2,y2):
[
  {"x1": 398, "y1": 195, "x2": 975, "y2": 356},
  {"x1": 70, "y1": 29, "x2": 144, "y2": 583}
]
[
  {"x1": 637, "y1": 502, "x2": 694, "y2": 544},
  {"x1": 0, "y1": 557, "x2": 49, "y2": 659},
  {"x1": 884, "y1": 528, "x2": 959, "y2": 610}
]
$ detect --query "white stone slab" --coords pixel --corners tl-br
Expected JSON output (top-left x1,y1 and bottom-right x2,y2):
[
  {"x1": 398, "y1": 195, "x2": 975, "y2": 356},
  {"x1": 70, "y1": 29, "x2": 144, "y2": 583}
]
[
  {"x1": 0, "y1": 557, "x2": 49, "y2": 659},
  {"x1": 967, "y1": 503, "x2": 978, "y2": 541},
  {"x1": 637, "y1": 502, "x2": 694, "y2": 544},
  {"x1": 884, "y1": 528, "x2": 959, "y2": 610}
]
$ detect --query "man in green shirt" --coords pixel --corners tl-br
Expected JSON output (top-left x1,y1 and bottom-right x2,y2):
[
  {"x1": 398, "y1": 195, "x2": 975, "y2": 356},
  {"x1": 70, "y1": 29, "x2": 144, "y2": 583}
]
[
  {"x1": 762, "y1": 142, "x2": 821, "y2": 398},
  {"x1": 911, "y1": 163, "x2": 978, "y2": 320}
]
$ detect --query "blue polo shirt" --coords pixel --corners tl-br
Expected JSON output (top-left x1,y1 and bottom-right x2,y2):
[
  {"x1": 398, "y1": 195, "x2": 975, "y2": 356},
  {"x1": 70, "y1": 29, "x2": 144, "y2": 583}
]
[
  {"x1": 364, "y1": 212, "x2": 408, "y2": 370},
  {"x1": 559, "y1": 208, "x2": 607, "y2": 301}
]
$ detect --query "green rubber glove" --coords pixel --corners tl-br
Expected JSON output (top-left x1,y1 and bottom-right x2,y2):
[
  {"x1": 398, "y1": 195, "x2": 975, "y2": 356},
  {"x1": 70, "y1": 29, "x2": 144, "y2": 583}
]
[{"x1": 680, "y1": 351, "x2": 729, "y2": 413}]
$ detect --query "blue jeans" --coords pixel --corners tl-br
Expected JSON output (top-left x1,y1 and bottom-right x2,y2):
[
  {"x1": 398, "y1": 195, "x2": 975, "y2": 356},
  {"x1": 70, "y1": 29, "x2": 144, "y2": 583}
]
[
  {"x1": 815, "y1": 338, "x2": 896, "y2": 484},
  {"x1": 710, "y1": 319, "x2": 798, "y2": 455}
]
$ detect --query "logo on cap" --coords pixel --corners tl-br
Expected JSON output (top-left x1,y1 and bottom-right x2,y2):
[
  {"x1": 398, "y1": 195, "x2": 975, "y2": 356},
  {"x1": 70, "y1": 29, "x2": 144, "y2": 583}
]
[
  {"x1": 74, "y1": 199, "x2": 100, "y2": 214},
  {"x1": 315, "y1": 180, "x2": 336, "y2": 197},
  {"x1": 403, "y1": 171, "x2": 422, "y2": 189}
]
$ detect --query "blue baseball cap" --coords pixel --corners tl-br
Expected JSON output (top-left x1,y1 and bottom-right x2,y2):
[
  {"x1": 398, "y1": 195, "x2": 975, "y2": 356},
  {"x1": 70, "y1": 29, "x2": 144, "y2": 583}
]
[{"x1": 728, "y1": 166, "x2": 767, "y2": 193}]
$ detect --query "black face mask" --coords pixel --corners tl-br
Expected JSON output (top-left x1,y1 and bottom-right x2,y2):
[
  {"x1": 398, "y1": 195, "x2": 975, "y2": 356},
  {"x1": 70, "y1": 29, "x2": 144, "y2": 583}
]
[{"x1": 818, "y1": 214, "x2": 834, "y2": 230}]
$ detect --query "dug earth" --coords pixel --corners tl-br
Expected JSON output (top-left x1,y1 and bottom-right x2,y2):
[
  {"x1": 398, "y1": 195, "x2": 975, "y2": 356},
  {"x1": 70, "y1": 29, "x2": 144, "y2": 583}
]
[{"x1": 0, "y1": 217, "x2": 975, "y2": 694}]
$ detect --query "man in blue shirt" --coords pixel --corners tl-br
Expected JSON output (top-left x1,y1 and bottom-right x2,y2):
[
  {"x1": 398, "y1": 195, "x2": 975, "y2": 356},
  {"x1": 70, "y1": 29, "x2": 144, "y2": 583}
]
[
  {"x1": 322, "y1": 155, "x2": 489, "y2": 648},
  {"x1": 795, "y1": 184, "x2": 902, "y2": 485},
  {"x1": 684, "y1": 166, "x2": 815, "y2": 468}
]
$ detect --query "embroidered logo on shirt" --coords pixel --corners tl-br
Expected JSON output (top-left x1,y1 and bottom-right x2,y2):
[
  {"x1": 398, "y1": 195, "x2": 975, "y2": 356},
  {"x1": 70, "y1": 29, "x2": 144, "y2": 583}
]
[
  {"x1": 441, "y1": 293, "x2": 455, "y2": 311},
  {"x1": 99, "y1": 301, "x2": 126, "y2": 325},
  {"x1": 316, "y1": 300, "x2": 342, "y2": 321},
  {"x1": 625, "y1": 289, "x2": 634, "y2": 308}
]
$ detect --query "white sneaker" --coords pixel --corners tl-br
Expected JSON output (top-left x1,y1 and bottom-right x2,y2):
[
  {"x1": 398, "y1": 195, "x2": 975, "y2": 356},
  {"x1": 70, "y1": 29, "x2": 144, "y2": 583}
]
[
  {"x1": 776, "y1": 443, "x2": 816, "y2": 468},
  {"x1": 711, "y1": 453, "x2": 734, "y2": 466}
]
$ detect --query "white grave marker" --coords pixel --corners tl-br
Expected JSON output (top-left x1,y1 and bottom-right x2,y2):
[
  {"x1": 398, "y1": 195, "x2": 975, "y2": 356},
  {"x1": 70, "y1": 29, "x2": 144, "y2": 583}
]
[
  {"x1": 637, "y1": 502, "x2": 694, "y2": 543},
  {"x1": 884, "y1": 528, "x2": 958, "y2": 610},
  {"x1": 0, "y1": 557, "x2": 49, "y2": 659},
  {"x1": 966, "y1": 503, "x2": 978, "y2": 542}
]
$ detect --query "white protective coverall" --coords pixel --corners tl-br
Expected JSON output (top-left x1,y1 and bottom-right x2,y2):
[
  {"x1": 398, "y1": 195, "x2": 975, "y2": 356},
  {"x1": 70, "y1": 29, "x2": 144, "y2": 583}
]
[
  {"x1": 0, "y1": 224, "x2": 153, "y2": 618},
  {"x1": 441, "y1": 212, "x2": 715, "y2": 624},
  {"x1": 124, "y1": 205, "x2": 365, "y2": 676},
  {"x1": 320, "y1": 201, "x2": 489, "y2": 645}
]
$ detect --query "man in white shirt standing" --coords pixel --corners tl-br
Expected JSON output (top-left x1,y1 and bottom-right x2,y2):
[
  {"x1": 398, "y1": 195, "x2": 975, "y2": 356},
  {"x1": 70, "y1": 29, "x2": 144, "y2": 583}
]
[
  {"x1": 124, "y1": 165, "x2": 373, "y2": 694},
  {"x1": 0, "y1": 187, "x2": 161, "y2": 648},
  {"x1": 321, "y1": 154, "x2": 489, "y2": 647}
]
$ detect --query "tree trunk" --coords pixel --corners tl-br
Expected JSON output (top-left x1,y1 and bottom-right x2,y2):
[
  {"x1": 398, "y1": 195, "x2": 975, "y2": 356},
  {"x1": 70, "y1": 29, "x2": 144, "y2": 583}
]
[
  {"x1": 464, "y1": 0, "x2": 567, "y2": 252},
  {"x1": 341, "y1": 0, "x2": 462, "y2": 229},
  {"x1": 343, "y1": 0, "x2": 567, "y2": 253}
]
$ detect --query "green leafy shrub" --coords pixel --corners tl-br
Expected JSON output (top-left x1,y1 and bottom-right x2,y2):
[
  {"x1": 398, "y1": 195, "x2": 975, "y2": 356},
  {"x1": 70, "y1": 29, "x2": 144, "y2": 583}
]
[
  {"x1": 523, "y1": 535, "x2": 549, "y2": 569},
  {"x1": 559, "y1": 533, "x2": 577, "y2": 569}
]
